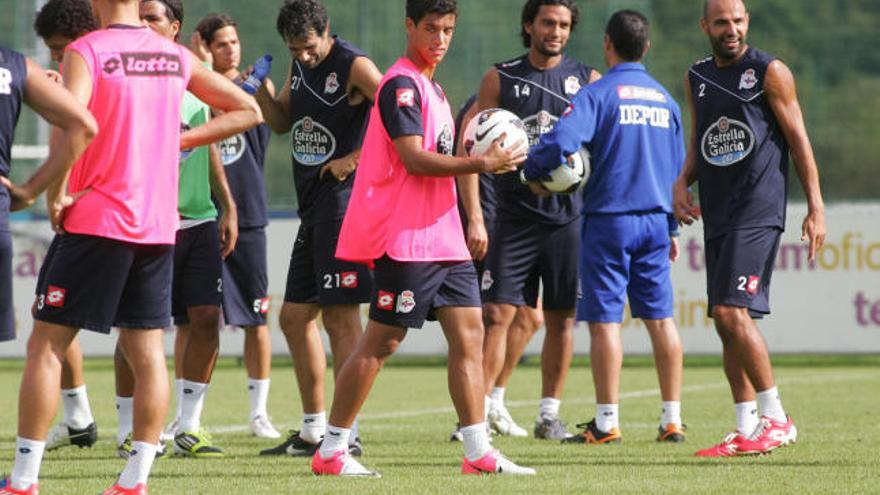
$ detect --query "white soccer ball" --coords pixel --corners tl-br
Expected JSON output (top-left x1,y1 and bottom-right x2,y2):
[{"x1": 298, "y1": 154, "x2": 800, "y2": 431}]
[
  {"x1": 539, "y1": 147, "x2": 591, "y2": 194},
  {"x1": 462, "y1": 108, "x2": 529, "y2": 157}
]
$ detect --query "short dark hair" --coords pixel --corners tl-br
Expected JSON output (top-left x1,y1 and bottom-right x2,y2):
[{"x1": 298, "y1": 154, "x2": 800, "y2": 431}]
[
  {"x1": 196, "y1": 13, "x2": 237, "y2": 46},
  {"x1": 276, "y1": 0, "x2": 329, "y2": 41},
  {"x1": 34, "y1": 0, "x2": 97, "y2": 40},
  {"x1": 605, "y1": 9, "x2": 649, "y2": 62},
  {"x1": 142, "y1": 0, "x2": 185, "y2": 26},
  {"x1": 406, "y1": 0, "x2": 458, "y2": 25},
  {"x1": 520, "y1": 0, "x2": 579, "y2": 48}
]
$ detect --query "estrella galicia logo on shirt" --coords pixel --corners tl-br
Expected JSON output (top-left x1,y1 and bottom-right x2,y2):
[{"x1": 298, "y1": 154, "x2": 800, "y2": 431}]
[
  {"x1": 436, "y1": 124, "x2": 454, "y2": 156},
  {"x1": 291, "y1": 117, "x2": 337, "y2": 166},
  {"x1": 701, "y1": 116, "x2": 755, "y2": 167},
  {"x1": 219, "y1": 133, "x2": 246, "y2": 165},
  {"x1": 522, "y1": 111, "x2": 558, "y2": 145},
  {"x1": 99, "y1": 52, "x2": 183, "y2": 78}
]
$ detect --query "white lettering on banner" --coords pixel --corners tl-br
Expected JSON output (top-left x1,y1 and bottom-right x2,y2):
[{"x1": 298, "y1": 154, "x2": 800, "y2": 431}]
[
  {"x1": 4, "y1": 204, "x2": 880, "y2": 357},
  {"x1": 619, "y1": 104, "x2": 670, "y2": 128}
]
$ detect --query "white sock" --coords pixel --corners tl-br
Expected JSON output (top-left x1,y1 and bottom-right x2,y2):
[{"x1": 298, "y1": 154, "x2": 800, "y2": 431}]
[
  {"x1": 596, "y1": 403, "x2": 619, "y2": 432},
  {"x1": 247, "y1": 378, "x2": 270, "y2": 420},
  {"x1": 61, "y1": 385, "x2": 94, "y2": 429},
  {"x1": 661, "y1": 401, "x2": 682, "y2": 427},
  {"x1": 539, "y1": 397, "x2": 561, "y2": 419},
  {"x1": 116, "y1": 396, "x2": 134, "y2": 445},
  {"x1": 349, "y1": 419, "x2": 360, "y2": 445},
  {"x1": 117, "y1": 441, "x2": 157, "y2": 489},
  {"x1": 11, "y1": 437, "x2": 45, "y2": 490},
  {"x1": 174, "y1": 379, "x2": 184, "y2": 420},
  {"x1": 756, "y1": 386, "x2": 787, "y2": 423},
  {"x1": 490, "y1": 387, "x2": 506, "y2": 409},
  {"x1": 460, "y1": 422, "x2": 492, "y2": 462},
  {"x1": 735, "y1": 401, "x2": 759, "y2": 436},
  {"x1": 484, "y1": 395, "x2": 492, "y2": 420},
  {"x1": 300, "y1": 412, "x2": 326, "y2": 444},
  {"x1": 177, "y1": 380, "x2": 209, "y2": 433},
  {"x1": 318, "y1": 425, "x2": 350, "y2": 459}
]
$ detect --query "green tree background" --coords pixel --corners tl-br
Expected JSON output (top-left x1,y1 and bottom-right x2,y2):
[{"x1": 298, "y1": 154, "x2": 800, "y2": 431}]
[{"x1": 3, "y1": 0, "x2": 878, "y2": 213}]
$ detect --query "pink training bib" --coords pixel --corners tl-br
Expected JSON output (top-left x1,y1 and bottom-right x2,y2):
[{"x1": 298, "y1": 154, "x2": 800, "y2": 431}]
[{"x1": 336, "y1": 57, "x2": 469, "y2": 265}]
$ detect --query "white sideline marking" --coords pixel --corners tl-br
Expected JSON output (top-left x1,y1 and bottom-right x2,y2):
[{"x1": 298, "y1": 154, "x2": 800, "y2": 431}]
[
  {"x1": 0, "y1": 372, "x2": 871, "y2": 439},
  {"x1": 200, "y1": 372, "x2": 873, "y2": 435}
]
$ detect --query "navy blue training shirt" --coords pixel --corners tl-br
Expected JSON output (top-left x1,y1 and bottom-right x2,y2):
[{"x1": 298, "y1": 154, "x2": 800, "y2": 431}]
[
  {"x1": 688, "y1": 47, "x2": 789, "y2": 240},
  {"x1": 0, "y1": 46, "x2": 26, "y2": 231},
  {"x1": 219, "y1": 123, "x2": 271, "y2": 228},
  {"x1": 493, "y1": 54, "x2": 594, "y2": 225},
  {"x1": 289, "y1": 36, "x2": 371, "y2": 226},
  {"x1": 524, "y1": 62, "x2": 684, "y2": 233}
]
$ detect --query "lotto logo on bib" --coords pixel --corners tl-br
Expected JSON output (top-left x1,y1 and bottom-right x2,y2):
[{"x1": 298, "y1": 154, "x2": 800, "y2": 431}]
[
  {"x1": 701, "y1": 116, "x2": 755, "y2": 167},
  {"x1": 220, "y1": 134, "x2": 246, "y2": 165},
  {"x1": 291, "y1": 117, "x2": 337, "y2": 166},
  {"x1": 522, "y1": 111, "x2": 558, "y2": 145},
  {"x1": 99, "y1": 52, "x2": 183, "y2": 78}
]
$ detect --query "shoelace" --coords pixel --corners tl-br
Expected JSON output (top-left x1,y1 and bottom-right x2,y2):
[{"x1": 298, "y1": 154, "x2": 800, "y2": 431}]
[{"x1": 747, "y1": 418, "x2": 771, "y2": 440}]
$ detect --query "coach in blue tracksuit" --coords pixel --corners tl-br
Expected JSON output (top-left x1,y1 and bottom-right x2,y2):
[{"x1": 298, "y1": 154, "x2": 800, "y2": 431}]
[{"x1": 523, "y1": 10, "x2": 687, "y2": 445}]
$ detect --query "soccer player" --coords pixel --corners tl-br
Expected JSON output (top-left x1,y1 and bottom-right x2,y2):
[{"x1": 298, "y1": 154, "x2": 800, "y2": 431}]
[
  {"x1": 675, "y1": 0, "x2": 825, "y2": 457},
  {"x1": 1, "y1": 0, "x2": 261, "y2": 492},
  {"x1": 192, "y1": 12, "x2": 280, "y2": 440},
  {"x1": 136, "y1": 0, "x2": 240, "y2": 458},
  {"x1": 252, "y1": 0, "x2": 382, "y2": 457},
  {"x1": 311, "y1": 0, "x2": 534, "y2": 477},
  {"x1": 468, "y1": 0, "x2": 600, "y2": 440},
  {"x1": 0, "y1": 40, "x2": 96, "y2": 495},
  {"x1": 523, "y1": 10, "x2": 687, "y2": 445},
  {"x1": 32, "y1": 0, "x2": 100, "y2": 453}
]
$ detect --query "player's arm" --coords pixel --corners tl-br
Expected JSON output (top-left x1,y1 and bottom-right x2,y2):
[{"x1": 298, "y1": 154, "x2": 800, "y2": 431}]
[
  {"x1": 1, "y1": 57, "x2": 97, "y2": 211},
  {"x1": 183, "y1": 51, "x2": 262, "y2": 149},
  {"x1": 319, "y1": 57, "x2": 383, "y2": 182},
  {"x1": 455, "y1": 99, "x2": 487, "y2": 260},
  {"x1": 349, "y1": 56, "x2": 382, "y2": 103},
  {"x1": 254, "y1": 60, "x2": 293, "y2": 134},
  {"x1": 673, "y1": 71, "x2": 701, "y2": 225},
  {"x1": 764, "y1": 59, "x2": 826, "y2": 261},
  {"x1": 455, "y1": 68, "x2": 501, "y2": 258},
  {"x1": 522, "y1": 88, "x2": 596, "y2": 182},
  {"x1": 208, "y1": 143, "x2": 238, "y2": 258},
  {"x1": 381, "y1": 76, "x2": 523, "y2": 177}
]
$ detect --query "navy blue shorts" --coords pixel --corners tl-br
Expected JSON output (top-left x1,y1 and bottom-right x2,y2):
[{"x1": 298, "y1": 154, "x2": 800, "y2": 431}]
[
  {"x1": 284, "y1": 220, "x2": 372, "y2": 306},
  {"x1": 172, "y1": 222, "x2": 223, "y2": 325},
  {"x1": 369, "y1": 256, "x2": 481, "y2": 329},
  {"x1": 34, "y1": 233, "x2": 173, "y2": 333},
  {"x1": 221, "y1": 226, "x2": 269, "y2": 327},
  {"x1": 577, "y1": 213, "x2": 673, "y2": 323},
  {"x1": 0, "y1": 231, "x2": 14, "y2": 342},
  {"x1": 482, "y1": 218, "x2": 580, "y2": 310},
  {"x1": 705, "y1": 227, "x2": 782, "y2": 319}
]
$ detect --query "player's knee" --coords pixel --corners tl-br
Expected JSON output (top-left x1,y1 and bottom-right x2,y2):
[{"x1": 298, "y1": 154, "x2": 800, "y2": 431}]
[
  {"x1": 187, "y1": 306, "x2": 221, "y2": 335},
  {"x1": 483, "y1": 303, "x2": 513, "y2": 328},
  {"x1": 712, "y1": 305, "x2": 750, "y2": 334}
]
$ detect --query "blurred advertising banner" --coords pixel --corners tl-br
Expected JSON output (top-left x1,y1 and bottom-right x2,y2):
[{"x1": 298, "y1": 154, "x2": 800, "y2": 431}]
[{"x1": 2, "y1": 203, "x2": 879, "y2": 357}]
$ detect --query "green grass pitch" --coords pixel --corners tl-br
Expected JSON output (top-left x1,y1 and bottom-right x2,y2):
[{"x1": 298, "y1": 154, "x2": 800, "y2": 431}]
[{"x1": 1, "y1": 357, "x2": 877, "y2": 494}]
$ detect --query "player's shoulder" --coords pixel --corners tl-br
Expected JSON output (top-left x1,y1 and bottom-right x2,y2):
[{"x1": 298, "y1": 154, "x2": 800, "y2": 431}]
[
  {"x1": 334, "y1": 36, "x2": 368, "y2": 60},
  {"x1": 689, "y1": 54, "x2": 715, "y2": 72},
  {"x1": 494, "y1": 54, "x2": 527, "y2": 72}
]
